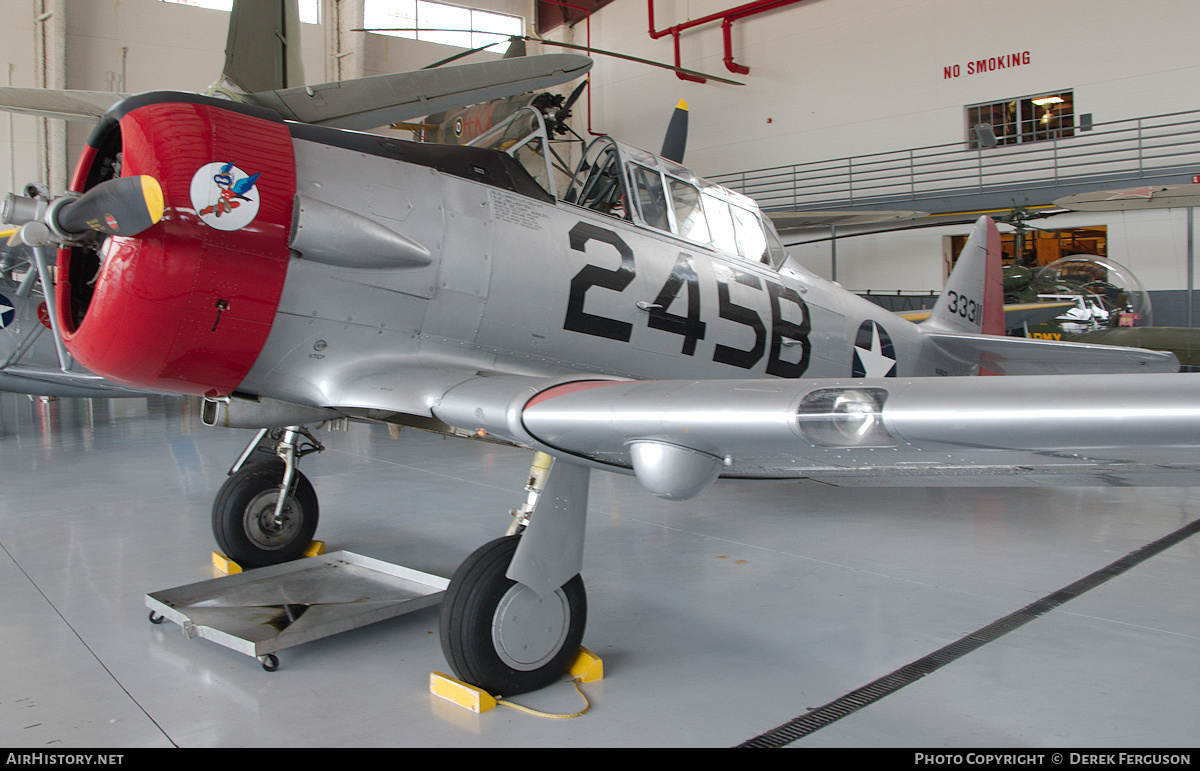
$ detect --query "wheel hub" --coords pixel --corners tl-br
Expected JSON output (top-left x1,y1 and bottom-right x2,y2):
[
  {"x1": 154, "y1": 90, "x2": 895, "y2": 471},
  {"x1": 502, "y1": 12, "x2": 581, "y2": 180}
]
[
  {"x1": 243, "y1": 490, "x2": 300, "y2": 550},
  {"x1": 491, "y1": 584, "x2": 571, "y2": 671}
]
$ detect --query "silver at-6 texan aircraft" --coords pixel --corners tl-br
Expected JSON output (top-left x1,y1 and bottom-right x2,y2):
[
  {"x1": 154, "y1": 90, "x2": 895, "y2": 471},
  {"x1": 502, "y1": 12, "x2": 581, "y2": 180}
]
[{"x1": 5, "y1": 5, "x2": 1200, "y2": 698}]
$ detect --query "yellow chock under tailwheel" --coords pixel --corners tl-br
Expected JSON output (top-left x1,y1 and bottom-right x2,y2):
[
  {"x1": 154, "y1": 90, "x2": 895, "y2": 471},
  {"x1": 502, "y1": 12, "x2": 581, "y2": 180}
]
[
  {"x1": 430, "y1": 647, "x2": 604, "y2": 714},
  {"x1": 211, "y1": 541, "x2": 326, "y2": 575}
]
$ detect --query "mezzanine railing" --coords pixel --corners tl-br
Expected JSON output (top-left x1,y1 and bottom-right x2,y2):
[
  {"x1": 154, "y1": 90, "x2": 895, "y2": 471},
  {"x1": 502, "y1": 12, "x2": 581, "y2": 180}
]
[{"x1": 709, "y1": 110, "x2": 1200, "y2": 212}]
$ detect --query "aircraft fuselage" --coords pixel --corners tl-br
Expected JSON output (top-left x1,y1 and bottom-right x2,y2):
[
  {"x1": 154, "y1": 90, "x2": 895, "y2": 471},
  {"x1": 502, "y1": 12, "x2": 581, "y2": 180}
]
[
  {"x1": 53, "y1": 93, "x2": 962, "y2": 415},
  {"x1": 239, "y1": 123, "x2": 950, "y2": 416}
]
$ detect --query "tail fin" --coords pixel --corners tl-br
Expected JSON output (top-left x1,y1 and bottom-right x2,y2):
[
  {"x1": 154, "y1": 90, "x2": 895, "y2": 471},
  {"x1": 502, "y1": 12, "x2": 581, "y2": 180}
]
[
  {"x1": 211, "y1": 0, "x2": 305, "y2": 96},
  {"x1": 925, "y1": 215, "x2": 1005, "y2": 336}
]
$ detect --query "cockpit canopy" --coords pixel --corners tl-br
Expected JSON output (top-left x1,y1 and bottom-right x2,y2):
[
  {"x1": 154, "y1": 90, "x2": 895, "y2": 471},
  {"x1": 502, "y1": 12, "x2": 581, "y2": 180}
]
[
  {"x1": 470, "y1": 106, "x2": 559, "y2": 198},
  {"x1": 472, "y1": 107, "x2": 789, "y2": 268}
]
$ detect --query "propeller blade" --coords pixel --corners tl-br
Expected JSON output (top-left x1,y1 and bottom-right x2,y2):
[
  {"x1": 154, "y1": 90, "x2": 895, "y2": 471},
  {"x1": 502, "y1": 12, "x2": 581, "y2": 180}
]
[
  {"x1": 52, "y1": 176, "x2": 164, "y2": 238},
  {"x1": 563, "y1": 77, "x2": 588, "y2": 111},
  {"x1": 550, "y1": 78, "x2": 590, "y2": 135},
  {"x1": 660, "y1": 100, "x2": 689, "y2": 163},
  {"x1": 422, "y1": 36, "x2": 515, "y2": 69}
]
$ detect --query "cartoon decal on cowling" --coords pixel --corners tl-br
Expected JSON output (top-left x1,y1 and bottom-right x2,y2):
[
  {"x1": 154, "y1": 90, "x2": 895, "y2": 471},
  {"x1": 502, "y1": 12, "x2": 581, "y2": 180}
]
[
  {"x1": 190, "y1": 162, "x2": 261, "y2": 232},
  {"x1": 852, "y1": 320, "x2": 897, "y2": 377}
]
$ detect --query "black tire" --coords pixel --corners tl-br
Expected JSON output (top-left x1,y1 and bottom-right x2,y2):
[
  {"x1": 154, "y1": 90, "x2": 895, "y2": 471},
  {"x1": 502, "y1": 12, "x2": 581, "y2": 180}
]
[
  {"x1": 439, "y1": 535, "x2": 586, "y2": 696},
  {"x1": 211, "y1": 461, "x2": 319, "y2": 569}
]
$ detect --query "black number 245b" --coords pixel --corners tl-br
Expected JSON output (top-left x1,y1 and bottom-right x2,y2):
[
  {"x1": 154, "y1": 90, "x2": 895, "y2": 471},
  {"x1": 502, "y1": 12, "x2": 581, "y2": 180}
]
[{"x1": 563, "y1": 221, "x2": 812, "y2": 377}]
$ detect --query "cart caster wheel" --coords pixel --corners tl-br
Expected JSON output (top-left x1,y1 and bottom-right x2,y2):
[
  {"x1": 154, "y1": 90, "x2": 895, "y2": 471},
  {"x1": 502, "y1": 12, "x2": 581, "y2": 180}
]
[
  {"x1": 148, "y1": 611, "x2": 165, "y2": 625},
  {"x1": 259, "y1": 654, "x2": 279, "y2": 672}
]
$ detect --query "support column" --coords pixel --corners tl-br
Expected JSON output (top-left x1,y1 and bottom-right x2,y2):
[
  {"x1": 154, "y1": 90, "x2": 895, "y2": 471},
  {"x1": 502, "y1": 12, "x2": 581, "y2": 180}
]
[{"x1": 33, "y1": 0, "x2": 66, "y2": 194}]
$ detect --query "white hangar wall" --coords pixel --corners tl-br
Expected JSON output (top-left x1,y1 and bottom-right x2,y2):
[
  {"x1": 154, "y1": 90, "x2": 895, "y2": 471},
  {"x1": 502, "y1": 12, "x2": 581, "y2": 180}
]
[
  {"x1": 1, "y1": 0, "x2": 39, "y2": 195},
  {"x1": 580, "y1": 0, "x2": 1200, "y2": 171},
  {"x1": 575, "y1": 0, "x2": 1200, "y2": 300}
]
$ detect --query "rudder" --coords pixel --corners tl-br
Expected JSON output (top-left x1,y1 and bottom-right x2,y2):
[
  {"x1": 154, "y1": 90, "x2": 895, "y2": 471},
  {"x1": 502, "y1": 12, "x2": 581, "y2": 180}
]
[{"x1": 926, "y1": 215, "x2": 1004, "y2": 336}]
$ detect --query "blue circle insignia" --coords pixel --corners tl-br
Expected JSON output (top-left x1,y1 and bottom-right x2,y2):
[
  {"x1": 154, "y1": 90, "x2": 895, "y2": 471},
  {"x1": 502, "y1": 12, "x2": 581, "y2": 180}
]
[
  {"x1": 0, "y1": 294, "x2": 15, "y2": 329},
  {"x1": 852, "y1": 320, "x2": 897, "y2": 377}
]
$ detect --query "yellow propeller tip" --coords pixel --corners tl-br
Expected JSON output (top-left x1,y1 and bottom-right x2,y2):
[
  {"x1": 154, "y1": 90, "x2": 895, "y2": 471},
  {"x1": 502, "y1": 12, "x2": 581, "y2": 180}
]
[
  {"x1": 676, "y1": 99, "x2": 689, "y2": 111},
  {"x1": 140, "y1": 175, "x2": 164, "y2": 225}
]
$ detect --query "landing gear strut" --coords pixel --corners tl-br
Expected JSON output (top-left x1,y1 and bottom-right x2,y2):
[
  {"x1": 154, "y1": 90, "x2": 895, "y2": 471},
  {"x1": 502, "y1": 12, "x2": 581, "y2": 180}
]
[{"x1": 212, "y1": 426, "x2": 324, "y2": 569}]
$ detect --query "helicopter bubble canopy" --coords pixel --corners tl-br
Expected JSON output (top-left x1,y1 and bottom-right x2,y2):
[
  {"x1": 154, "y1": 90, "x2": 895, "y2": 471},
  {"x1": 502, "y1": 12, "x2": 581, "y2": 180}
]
[{"x1": 1033, "y1": 255, "x2": 1153, "y2": 329}]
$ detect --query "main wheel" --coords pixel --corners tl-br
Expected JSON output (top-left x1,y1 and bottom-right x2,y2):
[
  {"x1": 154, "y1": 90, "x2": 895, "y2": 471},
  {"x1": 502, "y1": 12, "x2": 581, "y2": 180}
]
[
  {"x1": 439, "y1": 535, "x2": 586, "y2": 696},
  {"x1": 212, "y1": 461, "x2": 319, "y2": 569}
]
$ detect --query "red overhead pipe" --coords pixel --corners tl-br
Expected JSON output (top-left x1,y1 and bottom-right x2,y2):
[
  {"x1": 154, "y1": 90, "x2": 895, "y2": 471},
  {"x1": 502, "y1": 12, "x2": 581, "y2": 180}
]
[{"x1": 648, "y1": 0, "x2": 808, "y2": 81}]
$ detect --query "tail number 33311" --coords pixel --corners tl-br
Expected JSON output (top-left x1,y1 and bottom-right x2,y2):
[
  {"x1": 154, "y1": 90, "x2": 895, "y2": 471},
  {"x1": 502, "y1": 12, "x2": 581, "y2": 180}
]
[{"x1": 562, "y1": 221, "x2": 812, "y2": 377}]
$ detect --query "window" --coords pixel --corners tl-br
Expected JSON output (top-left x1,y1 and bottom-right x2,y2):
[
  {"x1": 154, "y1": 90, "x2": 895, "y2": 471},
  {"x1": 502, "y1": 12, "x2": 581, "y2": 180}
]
[
  {"x1": 702, "y1": 194, "x2": 738, "y2": 255},
  {"x1": 472, "y1": 108, "x2": 555, "y2": 196},
  {"x1": 160, "y1": 0, "x2": 320, "y2": 23},
  {"x1": 364, "y1": 1, "x2": 522, "y2": 50},
  {"x1": 730, "y1": 203, "x2": 768, "y2": 263},
  {"x1": 967, "y1": 91, "x2": 1074, "y2": 148},
  {"x1": 626, "y1": 163, "x2": 713, "y2": 245},
  {"x1": 949, "y1": 224, "x2": 1106, "y2": 271},
  {"x1": 668, "y1": 179, "x2": 710, "y2": 244},
  {"x1": 566, "y1": 140, "x2": 627, "y2": 216},
  {"x1": 629, "y1": 165, "x2": 669, "y2": 230}
]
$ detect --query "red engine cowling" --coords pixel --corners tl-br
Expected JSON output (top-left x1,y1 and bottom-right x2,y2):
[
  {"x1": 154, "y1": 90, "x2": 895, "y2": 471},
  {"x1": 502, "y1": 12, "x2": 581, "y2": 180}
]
[{"x1": 58, "y1": 93, "x2": 296, "y2": 397}]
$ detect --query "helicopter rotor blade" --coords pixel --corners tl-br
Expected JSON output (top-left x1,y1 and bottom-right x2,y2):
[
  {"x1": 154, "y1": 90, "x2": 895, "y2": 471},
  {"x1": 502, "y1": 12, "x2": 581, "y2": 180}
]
[{"x1": 354, "y1": 29, "x2": 745, "y2": 85}]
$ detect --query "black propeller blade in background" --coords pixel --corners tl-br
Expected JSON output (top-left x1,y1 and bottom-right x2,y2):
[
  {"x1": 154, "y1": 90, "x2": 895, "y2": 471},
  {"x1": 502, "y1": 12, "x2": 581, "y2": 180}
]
[
  {"x1": 660, "y1": 99, "x2": 689, "y2": 163},
  {"x1": 355, "y1": 29, "x2": 744, "y2": 85},
  {"x1": 550, "y1": 78, "x2": 589, "y2": 136}
]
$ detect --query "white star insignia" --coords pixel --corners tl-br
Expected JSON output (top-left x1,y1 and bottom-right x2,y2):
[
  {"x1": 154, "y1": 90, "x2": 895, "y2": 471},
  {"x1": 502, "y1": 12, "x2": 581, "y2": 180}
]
[{"x1": 855, "y1": 324, "x2": 896, "y2": 377}]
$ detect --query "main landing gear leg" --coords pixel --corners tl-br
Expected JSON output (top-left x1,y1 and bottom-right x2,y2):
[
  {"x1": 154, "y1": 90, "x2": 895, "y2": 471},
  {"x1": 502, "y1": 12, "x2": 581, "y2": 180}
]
[
  {"x1": 211, "y1": 426, "x2": 325, "y2": 569},
  {"x1": 439, "y1": 452, "x2": 591, "y2": 696}
]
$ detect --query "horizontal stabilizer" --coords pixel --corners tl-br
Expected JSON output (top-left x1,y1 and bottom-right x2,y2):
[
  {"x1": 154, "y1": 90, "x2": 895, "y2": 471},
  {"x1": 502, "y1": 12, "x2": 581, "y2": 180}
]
[
  {"x1": 0, "y1": 87, "x2": 128, "y2": 122},
  {"x1": 922, "y1": 331, "x2": 1178, "y2": 375},
  {"x1": 898, "y1": 301, "x2": 1076, "y2": 331},
  {"x1": 244, "y1": 53, "x2": 593, "y2": 131}
]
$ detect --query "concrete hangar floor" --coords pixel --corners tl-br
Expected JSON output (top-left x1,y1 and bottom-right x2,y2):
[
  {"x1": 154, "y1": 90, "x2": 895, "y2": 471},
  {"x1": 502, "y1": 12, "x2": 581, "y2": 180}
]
[{"x1": 0, "y1": 392, "x2": 1196, "y2": 749}]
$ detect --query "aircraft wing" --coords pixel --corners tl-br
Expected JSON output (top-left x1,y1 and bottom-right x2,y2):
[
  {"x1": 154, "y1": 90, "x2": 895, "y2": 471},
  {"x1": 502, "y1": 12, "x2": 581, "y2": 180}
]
[
  {"x1": 0, "y1": 87, "x2": 130, "y2": 122},
  {"x1": 1069, "y1": 326, "x2": 1200, "y2": 368},
  {"x1": 919, "y1": 330, "x2": 1177, "y2": 375},
  {"x1": 0, "y1": 368, "x2": 148, "y2": 398},
  {"x1": 0, "y1": 54, "x2": 590, "y2": 130},
  {"x1": 244, "y1": 54, "x2": 592, "y2": 131},
  {"x1": 428, "y1": 372, "x2": 1200, "y2": 496}
]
